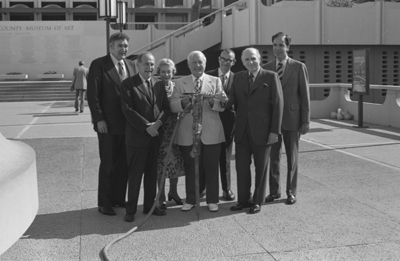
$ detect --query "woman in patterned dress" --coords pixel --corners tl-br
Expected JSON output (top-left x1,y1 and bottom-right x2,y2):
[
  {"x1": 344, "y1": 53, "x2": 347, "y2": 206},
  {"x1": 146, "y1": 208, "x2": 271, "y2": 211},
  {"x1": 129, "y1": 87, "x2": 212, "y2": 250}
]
[{"x1": 156, "y1": 58, "x2": 185, "y2": 209}]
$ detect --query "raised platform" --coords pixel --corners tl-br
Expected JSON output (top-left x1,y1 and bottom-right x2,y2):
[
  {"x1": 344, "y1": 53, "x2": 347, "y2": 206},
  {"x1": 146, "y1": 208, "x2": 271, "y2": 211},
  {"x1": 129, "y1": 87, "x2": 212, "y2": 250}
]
[{"x1": 0, "y1": 80, "x2": 75, "y2": 102}]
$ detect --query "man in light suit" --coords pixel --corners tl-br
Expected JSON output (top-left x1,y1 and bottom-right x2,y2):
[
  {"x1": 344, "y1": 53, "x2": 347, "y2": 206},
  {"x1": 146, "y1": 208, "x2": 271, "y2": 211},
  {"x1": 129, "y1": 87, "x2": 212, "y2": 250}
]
[
  {"x1": 120, "y1": 52, "x2": 171, "y2": 222},
  {"x1": 263, "y1": 32, "x2": 310, "y2": 205},
  {"x1": 205, "y1": 49, "x2": 236, "y2": 201},
  {"x1": 228, "y1": 47, "x2": 283, "y2": 214},
  {"x1": 87, "y1": 32, "x2": 136, "y2": 216},
  {"x1": 170, "y1": 50, "x2": 227, "y2": 212},
  {"x1": 71, "y1": 60, "x2": 89, "y2": 113}
]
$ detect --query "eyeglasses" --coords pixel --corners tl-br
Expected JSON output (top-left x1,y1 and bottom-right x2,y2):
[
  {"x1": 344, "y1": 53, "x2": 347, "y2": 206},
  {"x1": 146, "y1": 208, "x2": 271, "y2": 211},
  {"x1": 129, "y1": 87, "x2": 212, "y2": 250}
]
[{"x1": 219, "y1": 56, "x2": 234, "y2": 64}]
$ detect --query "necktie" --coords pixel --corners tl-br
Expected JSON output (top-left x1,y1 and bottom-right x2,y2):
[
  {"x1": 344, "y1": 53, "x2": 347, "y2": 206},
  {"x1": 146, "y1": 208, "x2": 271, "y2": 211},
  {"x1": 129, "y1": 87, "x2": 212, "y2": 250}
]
[
  {"x1": 145, "y1": 80, "x2": 153, "y2": 101},
  {"x1": 249, "y1": 73, "x2": 254, "y2": 85},
  {"x1": 118, "y1": 61, "x2": 126, "y2": 80},
  {"x1": 195, "y1": 78, "x2": 201, "y2": 93},
  {"x1": 277, "y1": 62, "x2": 283, "y2": 81},
  {"x1": 221, "y1": 75, "x2": 227, "y2": 90}
]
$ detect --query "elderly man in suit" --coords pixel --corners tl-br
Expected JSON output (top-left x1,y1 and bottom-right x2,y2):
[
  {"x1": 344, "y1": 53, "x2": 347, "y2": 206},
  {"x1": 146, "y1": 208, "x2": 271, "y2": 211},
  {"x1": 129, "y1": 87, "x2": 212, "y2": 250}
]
[
  {"x1": 170, "y1": 50, "x2": 227, "y2": 212},
  {"x1": 228, "y1": 47, "x2": 283, "y2": 214},
  {"x1": 87, "y1": 32, "x2": 136, "y2": 216},
  {"x1": 120, "y1": 52, "x2": 171, "y2": 222},
  {"x1": 205, "y1": 49, "x2": 236, "y2": 201},
  {"x1": 263, "y1": 32, "x2": 310, "y2": 205},
  {"x1": 71, "y1": 60, "x2": 89, "y2": 113}
]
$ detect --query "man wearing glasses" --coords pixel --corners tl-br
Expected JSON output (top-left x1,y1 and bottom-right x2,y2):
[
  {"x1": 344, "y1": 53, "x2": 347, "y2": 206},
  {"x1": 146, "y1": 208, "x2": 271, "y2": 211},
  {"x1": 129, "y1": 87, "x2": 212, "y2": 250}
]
[{"x1": 204, "y1": 49, "x2": 236, "y2": 201}]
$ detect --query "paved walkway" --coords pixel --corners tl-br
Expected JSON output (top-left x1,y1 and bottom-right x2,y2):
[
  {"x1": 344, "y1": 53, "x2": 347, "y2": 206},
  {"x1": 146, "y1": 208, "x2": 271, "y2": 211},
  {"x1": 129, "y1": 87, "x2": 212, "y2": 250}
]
[{"x1": 0, "y1": 101, "x2": 400, "y2": 261}]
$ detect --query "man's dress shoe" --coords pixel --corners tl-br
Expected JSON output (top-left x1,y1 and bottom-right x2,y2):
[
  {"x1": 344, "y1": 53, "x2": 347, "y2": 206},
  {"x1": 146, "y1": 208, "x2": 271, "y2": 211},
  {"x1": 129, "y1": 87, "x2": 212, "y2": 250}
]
[
  {"x1": 249, "y1": 204, "x2": 261, "y2": 214},
  {"x1": 124, "y1": 214, "x2": 135, "y2": 222},
  {"x1": 223, "y1": 190, "x2": 235, "y2": 201},
  {"x1": 199, "y1": 190, "x2": 206, "y2": 199},
  {"x1": 265, "y1": 194, "x2": 281, "y2": 203},
  {"x1": 98, "y1": 207, "x2": 116, "y2": 216},
  {"x1": 208, "y1": 203, "x2": 219, "y2": 212},
  {"x1": 143, "y1": 207, "x2": 166, "y2": 216},
  {"x1": 182, "y1": 203, "x2": 195, "y2": 211},
  {"x1": 230, "y1": 202, "x2": 253, "y2": 211},
  {"x1": 159, "y1": 201, "x2": 167, "y2": 210},
  {"x1": 287, "y1": 195, "x2": 297, "y2": 205}
]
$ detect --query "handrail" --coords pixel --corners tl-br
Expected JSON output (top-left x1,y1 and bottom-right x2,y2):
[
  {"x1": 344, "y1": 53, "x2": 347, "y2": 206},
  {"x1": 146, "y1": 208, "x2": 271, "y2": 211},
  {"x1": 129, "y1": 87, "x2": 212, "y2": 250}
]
[
  {"x1": 309, "y1": 83, "x2": 400, "y2": 91},
  {"x1": 126, "y1": 0, "x2": 249, "y2": 58}
]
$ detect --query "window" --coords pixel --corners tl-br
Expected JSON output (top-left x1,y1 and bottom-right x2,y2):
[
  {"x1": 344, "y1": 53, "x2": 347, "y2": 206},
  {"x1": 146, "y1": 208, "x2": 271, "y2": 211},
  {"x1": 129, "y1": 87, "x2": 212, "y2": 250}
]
[
  {"x1": 165, "y1": 0, "x2": 183, "y2": 7},
  {"x1": 135, "y1": 0, "x2": 155, "y2": 8},
  {"x1": 73, "y1": 3, "x2": 97, "y2": 21},
  {"x1": 135, "y1": 13, "x2": 156, "y2": 30},
  {"x1": 42, "y1": 4, "x2": 66, "y2": 21},
  {"x1": 9, "y1": 4, "x2": 34, "y2": 21}
]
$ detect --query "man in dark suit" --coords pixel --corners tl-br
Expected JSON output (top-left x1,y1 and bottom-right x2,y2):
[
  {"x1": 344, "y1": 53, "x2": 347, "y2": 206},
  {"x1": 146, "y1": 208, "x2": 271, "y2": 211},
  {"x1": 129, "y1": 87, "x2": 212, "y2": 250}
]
[
  {"x1": 120, "y1": 52, "x2": 171, "y2": 222},
  {"x1": 87, "y1": 32, "x2": 136, "y2": 216},
  {"x1": 228, "y1": 47, "x2": 283, "y2": 214},
  {"x1": 263, "y1": 32, "x2": 310, "y2": 205},
  {"x1": 205, "y1": 49, "x2": 236, "y2": 201}
]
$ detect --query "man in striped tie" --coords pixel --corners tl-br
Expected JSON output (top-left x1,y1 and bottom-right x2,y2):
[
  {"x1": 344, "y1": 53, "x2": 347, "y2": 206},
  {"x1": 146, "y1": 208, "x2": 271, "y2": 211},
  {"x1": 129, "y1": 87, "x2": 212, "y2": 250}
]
[{"x1": 263, "y1": 32, "x2": 310, "y2": 205}]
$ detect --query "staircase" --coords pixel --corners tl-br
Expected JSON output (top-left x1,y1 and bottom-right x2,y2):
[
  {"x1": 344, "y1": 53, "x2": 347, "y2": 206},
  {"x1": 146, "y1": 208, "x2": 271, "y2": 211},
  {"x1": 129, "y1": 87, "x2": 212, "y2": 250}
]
[{"x1": 0, "y1": 81, "x2": 75, "y2": 102}]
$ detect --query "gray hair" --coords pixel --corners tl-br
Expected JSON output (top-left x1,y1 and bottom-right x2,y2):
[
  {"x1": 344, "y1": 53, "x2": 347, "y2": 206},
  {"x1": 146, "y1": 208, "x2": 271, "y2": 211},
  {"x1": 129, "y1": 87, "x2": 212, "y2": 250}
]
[
  {"x1": 187, "y1": 51, "x2": 207, "y2": 63},
  {"x1": 241, "y1": 47, "x2": 261, "y2": 60}
]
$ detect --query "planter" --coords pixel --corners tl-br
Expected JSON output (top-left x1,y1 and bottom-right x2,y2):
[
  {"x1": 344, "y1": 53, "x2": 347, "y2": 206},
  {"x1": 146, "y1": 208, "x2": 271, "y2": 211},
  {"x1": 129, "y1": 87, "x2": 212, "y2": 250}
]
[
  {"x1": 37, "y1": 74, "x2": 64, "y2": 81},
  {"x1": 0, "y1": 74, "x2": 28, "y2": 81}
]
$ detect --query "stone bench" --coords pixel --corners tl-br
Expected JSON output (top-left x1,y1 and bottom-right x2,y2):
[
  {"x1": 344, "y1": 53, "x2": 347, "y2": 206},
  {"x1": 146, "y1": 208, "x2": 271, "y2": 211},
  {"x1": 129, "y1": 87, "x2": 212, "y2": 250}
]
[
  {"x1": 36, "y1": 73, "x2": 65, "y2": 81},
  {"x1": 0, "y1": 74, "x2": 28, "y2": 81}
]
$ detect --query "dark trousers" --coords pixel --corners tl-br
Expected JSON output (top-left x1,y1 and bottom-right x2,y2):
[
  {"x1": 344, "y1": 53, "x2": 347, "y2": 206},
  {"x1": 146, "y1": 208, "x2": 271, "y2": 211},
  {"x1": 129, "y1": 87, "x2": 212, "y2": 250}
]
[
  {"x1": 126, "y1": 138, "x2": 159, "y2": 215},
  {"x1": 97, "y1": 132, "x2": 128, "y2": 208},
  {"x1": 269, "y1": 129, "x2": 300, "y2": 196},
  {"x1": 219, "y1": 141, "x2": 233, "y2": 192},
  {"x1": 235, "y1": 127, "x2": 270, "y2": 205},
  {"x1": 180, "y1": 143, "x2": 220, "y2": 205},
  {"x1": 200, "y1": 140, "x2": 233, "y2": 194}
]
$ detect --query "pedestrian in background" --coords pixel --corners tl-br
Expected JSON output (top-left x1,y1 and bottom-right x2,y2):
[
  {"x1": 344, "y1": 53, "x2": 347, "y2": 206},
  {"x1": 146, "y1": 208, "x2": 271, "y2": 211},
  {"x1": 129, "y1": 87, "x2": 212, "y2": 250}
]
[{"x1": 71, "y1": 60, "x2": 89, "y2": 113}]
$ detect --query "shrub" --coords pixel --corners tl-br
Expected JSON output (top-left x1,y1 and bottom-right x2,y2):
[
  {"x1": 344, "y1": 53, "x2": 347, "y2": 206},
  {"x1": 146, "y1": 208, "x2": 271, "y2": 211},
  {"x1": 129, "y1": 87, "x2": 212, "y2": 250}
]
[{"x1": 325, "y1": 0, "x2": 354, "y2": 7}]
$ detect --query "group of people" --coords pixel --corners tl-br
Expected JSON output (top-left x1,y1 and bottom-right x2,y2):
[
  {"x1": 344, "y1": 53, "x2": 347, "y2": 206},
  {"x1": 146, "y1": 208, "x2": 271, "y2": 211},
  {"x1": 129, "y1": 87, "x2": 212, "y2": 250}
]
[{"x1": 86, "y1": 31, "x2": 310, "y2": 223}]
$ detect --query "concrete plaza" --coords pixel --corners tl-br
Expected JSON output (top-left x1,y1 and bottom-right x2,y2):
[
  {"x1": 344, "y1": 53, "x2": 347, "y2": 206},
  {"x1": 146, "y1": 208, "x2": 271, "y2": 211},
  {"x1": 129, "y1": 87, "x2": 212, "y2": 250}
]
[{"x1": 0, "y1": 101, "x2": 400, "y2": 261}]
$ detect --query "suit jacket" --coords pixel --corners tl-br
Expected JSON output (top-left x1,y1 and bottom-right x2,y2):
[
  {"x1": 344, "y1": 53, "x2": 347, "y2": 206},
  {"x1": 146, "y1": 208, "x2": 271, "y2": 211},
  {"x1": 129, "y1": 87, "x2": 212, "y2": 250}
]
[
  {"x1": 170, "y1": 73, "x2": 225, "y2": 146},
  {"x1": 206, "y1": 69, "x2": 235, "y2": 146},
  {"x1": 72, "y1": 65, "x2": 89, "y2": 90},
  {"x1": 87, "y1": 54, "x2": 136, "y2": 135},
  {"x1": 120, "y1": 74, "x2": 171, "y2": 148},
  {"x1": 263, "y1": 58, "x2": 310, "y2": 131},
  {"x1": 227, "y1": 68, "x2": 283, "y2": 145}
]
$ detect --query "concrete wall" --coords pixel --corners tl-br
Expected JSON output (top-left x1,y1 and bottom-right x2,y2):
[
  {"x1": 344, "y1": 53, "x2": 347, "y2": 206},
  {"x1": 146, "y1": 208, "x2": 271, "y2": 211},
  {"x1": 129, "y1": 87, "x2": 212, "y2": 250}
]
[
  {"x1": 311, "y1": 84, "x2": 400, "y2": 129},
  {"x1": 0, "y1": 21, "x2": 175, "y2": 79},
  {"x1": 221, "y1": 0, "x2": 400, "y2": 49}
]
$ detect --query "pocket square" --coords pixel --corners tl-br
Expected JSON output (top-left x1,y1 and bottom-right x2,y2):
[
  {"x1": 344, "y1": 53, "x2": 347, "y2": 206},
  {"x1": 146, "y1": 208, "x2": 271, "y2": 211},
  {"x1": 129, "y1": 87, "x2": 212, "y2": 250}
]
[{"x1": 262, "y1": 83, "x2": 269, "y2": 88}]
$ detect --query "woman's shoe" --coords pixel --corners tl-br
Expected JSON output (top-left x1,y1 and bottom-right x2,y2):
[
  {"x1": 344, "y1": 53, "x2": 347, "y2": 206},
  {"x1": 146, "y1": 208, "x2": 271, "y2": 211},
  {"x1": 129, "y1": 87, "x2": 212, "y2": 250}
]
[{"x1": 168, "y1": 194, "x2": 183, "y2": 205}]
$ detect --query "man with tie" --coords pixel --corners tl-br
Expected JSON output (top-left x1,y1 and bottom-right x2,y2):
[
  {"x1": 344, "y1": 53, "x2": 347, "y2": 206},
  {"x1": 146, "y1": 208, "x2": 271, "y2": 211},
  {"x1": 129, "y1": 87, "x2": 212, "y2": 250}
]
[
  {"x1": 120, "y1": 52, "x2": 171, "y2": 222},
  {"x1": 228, "y1": 47, "x2": 283, "y2": 214},
  {"x1": 205, "y1": 49, "x2": 236, "y2": 201},
  {"x1": 263, "y1": 32, "x2": 310, "y2": 205},
  {"x1": 170, "y1": 50, "x2": 227, "y2": 212},
  {"x1": 87, "y1": 32, "x2": 136, "y2": 216}
]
